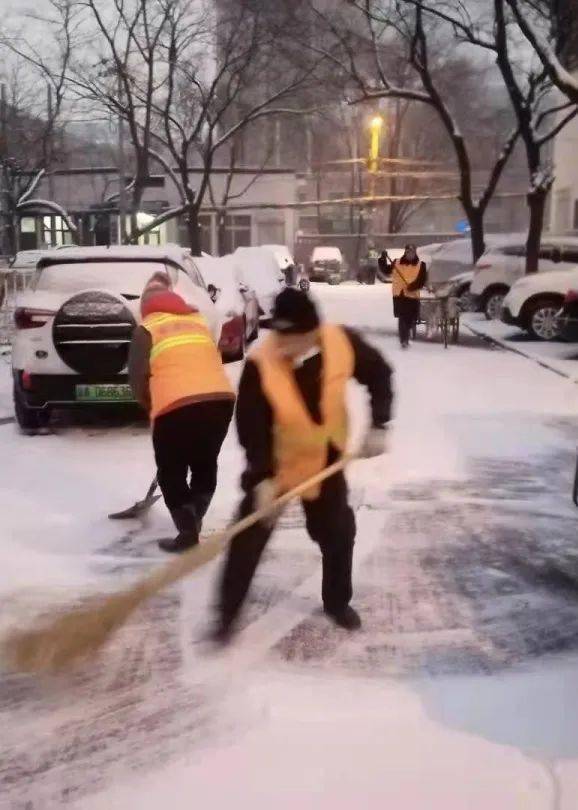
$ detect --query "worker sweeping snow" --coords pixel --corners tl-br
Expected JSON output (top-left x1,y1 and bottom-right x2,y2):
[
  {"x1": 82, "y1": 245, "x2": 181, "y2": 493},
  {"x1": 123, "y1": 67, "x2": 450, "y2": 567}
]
[
  {"x1": 213, "y1": 288, "x2": 393, "y2": 640},
  {"x1": 129, "y1": 272, "x2": 235, "y2": 553}
]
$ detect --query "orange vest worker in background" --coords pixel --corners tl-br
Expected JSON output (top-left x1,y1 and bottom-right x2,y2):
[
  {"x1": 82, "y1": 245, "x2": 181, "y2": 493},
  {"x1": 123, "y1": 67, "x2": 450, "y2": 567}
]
[
  {"x1": 214, "y1": 288, "x2": 394, "y2": 641},
  {"x1": 129, "y1": 272, "x2": 235, "y2": 553}
]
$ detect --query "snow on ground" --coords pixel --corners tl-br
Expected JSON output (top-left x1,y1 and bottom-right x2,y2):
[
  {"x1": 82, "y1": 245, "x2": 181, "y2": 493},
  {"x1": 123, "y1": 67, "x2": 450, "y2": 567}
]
[
  {"x1": 463, "y1": 312, "x2": 578, "y2": 382},
  {"x1": 2, "y1": 283, "x2": 578, "y2": 808}
]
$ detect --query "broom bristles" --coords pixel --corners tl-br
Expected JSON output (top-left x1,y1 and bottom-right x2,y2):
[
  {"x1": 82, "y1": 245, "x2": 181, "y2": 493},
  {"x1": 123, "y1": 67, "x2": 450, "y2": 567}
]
[
  {"x1": 2, "y1": 590, "x2": 140, "y2": 674},
  {"x1": 1, "y1": 457, "x2": 350, "y2": 675}
]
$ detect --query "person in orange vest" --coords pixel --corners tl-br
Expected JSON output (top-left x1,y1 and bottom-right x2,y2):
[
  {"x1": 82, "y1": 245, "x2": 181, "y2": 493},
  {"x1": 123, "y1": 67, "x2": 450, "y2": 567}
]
[
  {"x1": 213, "y1": 288, "x2": 393, "y2": 640},
  {"x1": 129, "y1": 272, "x2": 235, "y2": 553},
  {"x1": 392, "y1": 244, "x2": 427, "y2": 348}
]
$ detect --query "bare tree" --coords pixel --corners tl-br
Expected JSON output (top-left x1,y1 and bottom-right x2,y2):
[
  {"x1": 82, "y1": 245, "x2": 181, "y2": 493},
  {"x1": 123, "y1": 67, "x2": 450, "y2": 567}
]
[
  {"x1": 395, "y1": 0, "x2": 578, "y2": 272},
  {"x1": 505, "y1": 0, "x2": 578, "y2": 103},
  {"x1": 208, "y1": 131, "x2": 275, "y2": 255},
  {"x1": 309, "y1": 1, "x2": 522, "y2": 261},
  {"x1": 0, "y1": 1, "x2": 77, "y2": 253}
]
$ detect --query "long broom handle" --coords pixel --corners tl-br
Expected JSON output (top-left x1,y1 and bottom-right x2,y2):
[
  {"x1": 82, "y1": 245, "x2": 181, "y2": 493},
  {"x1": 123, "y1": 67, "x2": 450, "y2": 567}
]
[{"x1": 129, "y1": 455, "x2": 352, "y2": 603}]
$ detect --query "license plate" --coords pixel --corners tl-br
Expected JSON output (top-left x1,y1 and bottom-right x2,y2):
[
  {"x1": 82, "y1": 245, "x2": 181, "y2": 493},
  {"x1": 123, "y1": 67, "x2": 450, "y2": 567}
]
[{"x1": 75, "y1": 384, "x2": 134, "y2": 403}]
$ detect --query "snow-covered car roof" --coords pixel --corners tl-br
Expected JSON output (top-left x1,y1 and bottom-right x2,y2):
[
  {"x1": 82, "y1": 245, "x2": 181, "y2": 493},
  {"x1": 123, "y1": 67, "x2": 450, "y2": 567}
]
[
  {"x1": 260, "y1": 245, "x2": 294, "y2": 269},
  {"x1": 509, "y1": 265, "x2": 578, "y2": 294},
  {"x1": 193, "y1": 255, "x2": 245, "y2": 315},
  {"x1": 37, "y1": 244, "x2": 192, "y2": 270},
  {"x1": 311, "y1": 246, "x2": 343, "y2": 262}
]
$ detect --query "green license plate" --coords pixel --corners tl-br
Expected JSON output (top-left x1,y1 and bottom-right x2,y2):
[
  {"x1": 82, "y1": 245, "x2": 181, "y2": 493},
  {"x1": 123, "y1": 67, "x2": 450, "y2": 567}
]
[{"x1": 75, "y1": 384, "x2": 134, "y2": 403}]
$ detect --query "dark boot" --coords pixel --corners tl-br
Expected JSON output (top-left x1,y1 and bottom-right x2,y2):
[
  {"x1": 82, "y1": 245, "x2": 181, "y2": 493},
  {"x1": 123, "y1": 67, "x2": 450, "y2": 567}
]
[
  {"x1": 159, "y1": 504, "x2": 200, "y2": 553},
  {"x1": 325, "y1": 605, "x2": 362, "y2": 631}
]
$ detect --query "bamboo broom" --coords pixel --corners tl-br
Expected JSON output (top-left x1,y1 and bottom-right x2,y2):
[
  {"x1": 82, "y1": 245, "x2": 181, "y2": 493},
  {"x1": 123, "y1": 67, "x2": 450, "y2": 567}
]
[{"x1": 1, "y1": 456, "x2": 350, "y2": 675}]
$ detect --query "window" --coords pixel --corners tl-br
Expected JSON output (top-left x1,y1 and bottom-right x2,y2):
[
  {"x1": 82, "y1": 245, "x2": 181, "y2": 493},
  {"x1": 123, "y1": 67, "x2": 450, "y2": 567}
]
[
  {"x1": 42, "y1": 215, "x2": 73, "y2": 248},
  {"x1": 562, "y1": 246, "x2": 578, "y2": 263},
  {"x1": 499, "y1": 245, "x2": 525, "y2": 257},
  {"x1": 143, "y1": 176, "x2": 165, "y2": 188},
  {"x1": 224, "y1": 215, "x2": 251, "y2": 253}
]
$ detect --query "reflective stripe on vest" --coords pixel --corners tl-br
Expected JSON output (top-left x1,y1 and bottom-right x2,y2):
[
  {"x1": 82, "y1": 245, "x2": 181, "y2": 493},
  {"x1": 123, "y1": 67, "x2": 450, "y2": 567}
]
[
  {"x1": 142, "y1": 311, "x2": 233, "y2": 420},
  {"x1": 251, "y1": 324, "x2": 354, "y2": 500},
  {"x1": 392, "y1": 260, "x2": 421, "y2": 299}
]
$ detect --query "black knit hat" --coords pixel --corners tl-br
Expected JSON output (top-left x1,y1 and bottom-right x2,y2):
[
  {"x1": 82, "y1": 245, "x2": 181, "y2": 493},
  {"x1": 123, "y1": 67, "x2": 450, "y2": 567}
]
[{"x1": 270, "y1": 288, "x2": 321, "y2": 334}]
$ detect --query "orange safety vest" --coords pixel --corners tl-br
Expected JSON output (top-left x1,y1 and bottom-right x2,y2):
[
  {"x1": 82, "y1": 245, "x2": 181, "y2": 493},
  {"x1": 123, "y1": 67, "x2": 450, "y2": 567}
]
[
  {"x1": 142, "y1": 311, "x2": 234, "y2": 421},
  {"x1": 392, "y1": 260, "x2": 421, "y2": 299},
  {"x1": 252, "y1": 324, "x2": 354, "y2": 500}
]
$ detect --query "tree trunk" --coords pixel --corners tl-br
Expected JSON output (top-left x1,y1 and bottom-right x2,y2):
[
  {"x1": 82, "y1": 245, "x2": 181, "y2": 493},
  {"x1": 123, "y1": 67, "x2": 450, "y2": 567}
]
[
  {"x1": 216, "y1": 210, "x2": 227, "y2": 255},
  {"x1": 186, "y1": 206, "x2": 202, "y2": 256},
  {"x1": 525, "y1": 187, "x2": 548, "y2": 274},
  {"x1": 466, "y1": 207, "x2": 486, "y2": 263}
]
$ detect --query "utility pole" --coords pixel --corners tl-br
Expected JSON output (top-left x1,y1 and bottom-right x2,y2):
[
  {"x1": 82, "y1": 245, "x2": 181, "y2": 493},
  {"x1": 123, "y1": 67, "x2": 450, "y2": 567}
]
[
  {"x1": 46, "y1": 85, "x2": 55, "y2": 203},
  {"x1": 117, "y1": 72, "x2": 128, "y2": 244},
  {"x1": 0, "y1": 83, "x2": 9, "y2": 257}
]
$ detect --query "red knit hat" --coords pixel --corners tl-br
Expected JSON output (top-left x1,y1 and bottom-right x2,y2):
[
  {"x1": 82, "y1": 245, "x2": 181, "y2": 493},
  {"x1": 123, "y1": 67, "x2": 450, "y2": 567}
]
[{"x1": 141, "y1": 289, "x2": 198, "y2": 319}]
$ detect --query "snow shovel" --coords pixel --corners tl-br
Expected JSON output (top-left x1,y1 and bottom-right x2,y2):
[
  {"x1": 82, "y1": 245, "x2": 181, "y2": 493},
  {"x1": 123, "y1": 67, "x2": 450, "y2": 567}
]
[
  {"x1": 2, "y1": 455, "x2": 351, "y2": 675},
  {"x1": 108, "y1": 476, "x2": 161, "y2": 520}
]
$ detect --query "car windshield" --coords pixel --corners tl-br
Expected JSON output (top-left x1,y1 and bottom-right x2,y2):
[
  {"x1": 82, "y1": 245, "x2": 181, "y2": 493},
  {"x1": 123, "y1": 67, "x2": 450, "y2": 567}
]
[
  {"x1": 312, "y1": 248, "x2": 341, "y2": 263},
  {"x1": 33, "y1": 261, "x2": 180, "y2": 294}
]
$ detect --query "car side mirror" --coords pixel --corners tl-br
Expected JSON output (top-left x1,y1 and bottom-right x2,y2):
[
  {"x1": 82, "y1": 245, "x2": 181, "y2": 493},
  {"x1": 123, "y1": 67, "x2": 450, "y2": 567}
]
[{"x1": 207, "y1": 283, "x2": 219, "y2": 302}]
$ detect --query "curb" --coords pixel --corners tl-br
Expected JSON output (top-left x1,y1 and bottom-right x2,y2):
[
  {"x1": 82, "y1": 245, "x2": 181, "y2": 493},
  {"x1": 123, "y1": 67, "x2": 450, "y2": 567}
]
[{"x1": 464, "y1": 322, "x2": 573, "y2": 381}]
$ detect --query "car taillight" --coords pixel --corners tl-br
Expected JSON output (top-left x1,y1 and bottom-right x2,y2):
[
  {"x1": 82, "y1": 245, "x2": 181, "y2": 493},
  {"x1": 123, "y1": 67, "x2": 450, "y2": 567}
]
[
  {"x1": 14, "y1": 307, "x2": 55, "y2": 330},
  {"x1": 21, "y1": 371, "x2": 33, "y2": 391},
  {"x1": 476, "y1": 262, "x2": 493, "y2": 270},
  {"x1": 564, "y1": 290, "x2": 578, "y2": 304}
]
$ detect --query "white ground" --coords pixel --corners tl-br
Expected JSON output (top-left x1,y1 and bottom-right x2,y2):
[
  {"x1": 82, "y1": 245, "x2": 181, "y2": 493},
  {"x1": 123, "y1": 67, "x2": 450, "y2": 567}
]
[
  {"x1": 2, "y1": 283, "x2": 578, "y2": 809},
  {"x1": 463, "y1": 312, "x2": 578, "y2": 382}
]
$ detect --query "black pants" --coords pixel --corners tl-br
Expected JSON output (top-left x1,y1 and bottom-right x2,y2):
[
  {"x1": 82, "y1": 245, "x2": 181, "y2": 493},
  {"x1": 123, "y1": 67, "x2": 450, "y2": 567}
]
[
  {"x1": 398, "y1": 313, "x2": 416, "y2": 345},
  {"x1": 153, "y1": 399, "x2": 234, "y2": 524},
  {"x1": 218, "y1": 469, "x2": 356, "y2": 629},
  {"x1": 394, "y1": 295, "x2": 419, "y2": 346}
]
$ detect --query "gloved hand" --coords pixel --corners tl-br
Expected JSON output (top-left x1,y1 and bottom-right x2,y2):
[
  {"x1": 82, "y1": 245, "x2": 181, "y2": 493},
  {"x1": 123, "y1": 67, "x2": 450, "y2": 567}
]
[
  {"x1": 254, "y1": 478, "x2": 282, "y2": 527},
  {"x1": 360, "y1": 427, "x2": 388, "y2": 459}
]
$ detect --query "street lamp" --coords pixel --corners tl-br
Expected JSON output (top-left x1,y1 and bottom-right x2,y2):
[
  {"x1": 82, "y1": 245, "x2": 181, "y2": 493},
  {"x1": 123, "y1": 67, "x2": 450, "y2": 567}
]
[{"x1": 368, "y1": 115, "x2": 383, "y2": 175}]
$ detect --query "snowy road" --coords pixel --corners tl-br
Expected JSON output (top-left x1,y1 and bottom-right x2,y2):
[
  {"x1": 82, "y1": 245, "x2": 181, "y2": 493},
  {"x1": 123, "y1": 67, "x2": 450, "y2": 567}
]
[{"x1": 2, "y1": 283, "x2": 578, "y2": 808}]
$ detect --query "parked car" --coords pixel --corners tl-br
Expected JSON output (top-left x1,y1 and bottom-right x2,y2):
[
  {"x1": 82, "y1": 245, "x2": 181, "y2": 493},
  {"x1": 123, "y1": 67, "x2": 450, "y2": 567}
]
[
  {"x1": 501, "y1": 266, "x2": 578, "y2": 340},
  {"x1": 11, "y1": 245, "x2": 220, "y2": 432},
  {"x1": 233, "y1": 246, "x2": 286, "y2": 322},
  {"x1": 556, "y1": 289, "x2": 578, "y2": 342},
  {"x1": 261, "y1": 244, "x2": 296, "y2": 285},
  {"x1": 431, "y1": 270, "x2": 474, "y2": 312},
  {"x1": 194, "y1": 255, "x2": 259, "y2": 361},
  {"x1": 308, "y1": 246, "x2": 347, "y2": 284},
  {"x1": 470, "y1": 236, "x2": 578, "y2": 321}
]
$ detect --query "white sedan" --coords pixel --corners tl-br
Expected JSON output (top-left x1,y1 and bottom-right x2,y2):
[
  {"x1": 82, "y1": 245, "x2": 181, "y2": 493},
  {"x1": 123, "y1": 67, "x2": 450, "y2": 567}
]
[{"x1": 501, "y1": 266, "x2": 578, "y2": 340}]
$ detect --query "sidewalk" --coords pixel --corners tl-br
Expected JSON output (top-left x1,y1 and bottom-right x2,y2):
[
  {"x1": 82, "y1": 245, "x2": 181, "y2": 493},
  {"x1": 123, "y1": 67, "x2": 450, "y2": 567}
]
[{"x1": 463, "y1": 314, "x2": 578, "y2": 381}]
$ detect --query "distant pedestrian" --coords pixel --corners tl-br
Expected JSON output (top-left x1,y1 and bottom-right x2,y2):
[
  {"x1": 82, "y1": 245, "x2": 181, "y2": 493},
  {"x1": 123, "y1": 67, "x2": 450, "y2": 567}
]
[
  {"x1": 377, "y1": 250, "x2": 392, "y2": 282},
  {"x1": 392, "y1": 244, "x2": 427, "y2": 349}
]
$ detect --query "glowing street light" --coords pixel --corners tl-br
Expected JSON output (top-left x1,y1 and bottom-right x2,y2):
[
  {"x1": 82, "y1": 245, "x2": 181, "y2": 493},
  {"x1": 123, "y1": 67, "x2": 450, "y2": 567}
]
[{"x1": 368, "y1": 115, "x2": 384, "y2": 175}]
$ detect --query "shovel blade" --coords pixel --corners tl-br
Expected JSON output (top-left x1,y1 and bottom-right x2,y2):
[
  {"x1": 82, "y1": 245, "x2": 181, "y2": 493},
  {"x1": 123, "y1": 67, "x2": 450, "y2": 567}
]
[{"x1": 108, "y1": 494, "x2": 162, "y2": 520}]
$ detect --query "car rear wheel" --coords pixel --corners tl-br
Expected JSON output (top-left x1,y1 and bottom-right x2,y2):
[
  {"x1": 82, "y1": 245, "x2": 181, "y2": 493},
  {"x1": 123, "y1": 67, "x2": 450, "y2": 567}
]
[
  {"x1": 13, "y1": 384, "x2": 50, "y2": 434},
  {"x1": 527, "y1": 298, "x2": 563, "y2": 341},
  {"x1": 456, "y1": 284, "x2": 472, "y2": 313},
  {"x1": 484, "y1": 290, "x2": 507, "y2": 321}
]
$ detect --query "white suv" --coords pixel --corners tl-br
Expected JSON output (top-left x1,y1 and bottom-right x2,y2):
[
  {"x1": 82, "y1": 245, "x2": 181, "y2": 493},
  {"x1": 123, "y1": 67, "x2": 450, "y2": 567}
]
[
  {"x1": 12, "y1": 245, "x2": 220, "y2": 432},
  {"x1": 502, "y1": 266, "x2": 578, "y2": 340},
  {"x1": 470, "y1": 237, "x2": 578, "y2": 320}
]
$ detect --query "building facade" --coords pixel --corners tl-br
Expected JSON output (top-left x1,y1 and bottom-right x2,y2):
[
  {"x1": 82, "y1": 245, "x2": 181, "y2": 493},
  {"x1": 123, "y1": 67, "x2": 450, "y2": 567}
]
[{"x1": 12, "y1": 165, "x2": 297, "y2": 255}]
